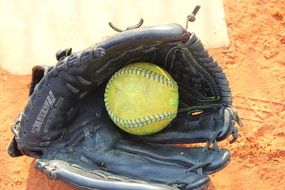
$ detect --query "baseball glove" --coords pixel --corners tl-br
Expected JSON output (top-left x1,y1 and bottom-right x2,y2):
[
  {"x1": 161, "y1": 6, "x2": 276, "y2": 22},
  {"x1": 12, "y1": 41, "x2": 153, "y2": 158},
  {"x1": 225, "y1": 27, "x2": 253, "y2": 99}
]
[{"x1": 8, "y1": 23, "x2": 242, "y2": 190}]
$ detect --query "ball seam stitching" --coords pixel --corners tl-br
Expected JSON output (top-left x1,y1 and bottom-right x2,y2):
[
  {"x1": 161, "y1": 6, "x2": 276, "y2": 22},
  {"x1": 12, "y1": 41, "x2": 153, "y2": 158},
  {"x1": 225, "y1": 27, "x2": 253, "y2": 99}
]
[
  {"x1": 110, "y1": 66, "x2": 178, "y2": 88},
  {"x1": 105, "y1": 103, "x2": 177, "y2": 128}
]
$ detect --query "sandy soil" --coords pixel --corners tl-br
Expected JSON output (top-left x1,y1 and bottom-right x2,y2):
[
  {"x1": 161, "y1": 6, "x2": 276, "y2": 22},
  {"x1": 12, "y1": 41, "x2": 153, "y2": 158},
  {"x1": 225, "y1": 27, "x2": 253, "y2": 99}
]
[{"x1": 0, "y1": 0, "x2": 284, "y2": 189}]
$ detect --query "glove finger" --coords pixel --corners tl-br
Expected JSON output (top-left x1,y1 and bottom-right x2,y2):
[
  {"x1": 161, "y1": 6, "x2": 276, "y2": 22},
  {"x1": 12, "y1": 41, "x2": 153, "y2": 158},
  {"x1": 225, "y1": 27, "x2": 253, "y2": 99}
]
[
  {"x1": 80, "y1": 146, "x2": 209, "y2": 187},
  {"x1": 117, "y1": 141, "x2": 231, "y2": 174},
  {"x1": 35, "y1": 159, "x2": 179, "y2": 190}
]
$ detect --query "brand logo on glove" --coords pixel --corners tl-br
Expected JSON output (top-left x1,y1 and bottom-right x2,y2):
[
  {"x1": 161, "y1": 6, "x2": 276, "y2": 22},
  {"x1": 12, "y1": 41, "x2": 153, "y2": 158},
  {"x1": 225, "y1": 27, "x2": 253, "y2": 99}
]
[{"x1": 31, "y1": 90, "x2": 56, "y2": 133}]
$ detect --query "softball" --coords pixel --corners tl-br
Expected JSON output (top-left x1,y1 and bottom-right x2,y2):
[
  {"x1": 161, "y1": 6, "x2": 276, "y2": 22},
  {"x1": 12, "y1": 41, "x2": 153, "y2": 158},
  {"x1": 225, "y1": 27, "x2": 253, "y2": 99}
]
[{"x1": 104, "y1": 62, "x2": 179, "y2": 135}]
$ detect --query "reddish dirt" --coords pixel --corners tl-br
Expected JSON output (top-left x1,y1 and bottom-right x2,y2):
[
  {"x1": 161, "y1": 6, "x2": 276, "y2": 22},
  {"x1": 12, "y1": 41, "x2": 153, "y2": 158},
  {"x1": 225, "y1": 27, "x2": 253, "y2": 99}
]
[{"x1": 0, "y1": 0, "x2": 284, "y2": 189}]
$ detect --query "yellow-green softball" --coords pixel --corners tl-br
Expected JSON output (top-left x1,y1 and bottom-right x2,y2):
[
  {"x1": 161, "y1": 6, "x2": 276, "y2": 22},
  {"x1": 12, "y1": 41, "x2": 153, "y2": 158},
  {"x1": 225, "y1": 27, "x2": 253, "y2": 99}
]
[{"x1": 104, "y1": 62, "x2": 179, "y2": 135}]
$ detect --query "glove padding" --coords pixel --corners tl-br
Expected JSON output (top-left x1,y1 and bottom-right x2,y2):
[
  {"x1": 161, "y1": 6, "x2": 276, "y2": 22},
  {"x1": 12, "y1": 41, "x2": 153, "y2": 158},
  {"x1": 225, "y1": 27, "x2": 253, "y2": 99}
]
[{"x1": 8, "y1": 24, "x2": 242, "y2": 190}]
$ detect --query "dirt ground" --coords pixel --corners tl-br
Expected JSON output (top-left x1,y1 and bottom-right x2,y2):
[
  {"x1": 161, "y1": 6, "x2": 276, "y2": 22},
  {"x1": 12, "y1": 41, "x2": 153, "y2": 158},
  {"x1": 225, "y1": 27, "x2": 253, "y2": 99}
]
[{"x1": 0, "y1": 0, "x2": 284, "y2": 189}]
